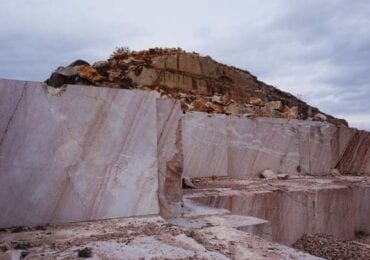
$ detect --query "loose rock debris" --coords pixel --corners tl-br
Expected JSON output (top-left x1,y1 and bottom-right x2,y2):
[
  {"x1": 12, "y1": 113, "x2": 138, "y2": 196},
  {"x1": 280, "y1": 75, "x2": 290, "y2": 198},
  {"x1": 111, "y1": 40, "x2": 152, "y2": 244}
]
[{"x1": 293, "y1": 233, "x2": 370, "y2": 260}]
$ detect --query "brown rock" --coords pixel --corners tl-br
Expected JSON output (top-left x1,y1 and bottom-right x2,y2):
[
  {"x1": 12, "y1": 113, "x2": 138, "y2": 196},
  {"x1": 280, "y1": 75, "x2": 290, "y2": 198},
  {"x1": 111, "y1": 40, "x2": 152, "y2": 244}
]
[
  {"x1": 282, "y1": 106, "x2": 298, "y2": 119},
  {"x1": 260, "y1": 103, "x2": 281, "y2": 118},
  {"x1": 192, "y1": 99, "x2": 209, "y2": 112},
  {"x1": 267, "y1": 101, "x2": 283, "y2": 111},
  {"x1": 225, "y1": 103, "x2": 241, "y2": 116},
  {"x1": 249, "y1": 97, "x2": 264, "y2": 106},
  {"x1": 78, "y1": 65, "x2": 103, "y2": 84}
]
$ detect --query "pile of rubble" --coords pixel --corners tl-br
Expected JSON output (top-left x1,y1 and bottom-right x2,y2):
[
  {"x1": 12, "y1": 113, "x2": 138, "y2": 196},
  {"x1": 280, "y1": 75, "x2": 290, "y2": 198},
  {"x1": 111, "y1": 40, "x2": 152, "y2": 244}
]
[
  {"x1": 46, "y1": 47, "x2": 347, "y2": 126},
  {"x1": 293, "y1": 233, "x2": 370, "y2": 259}
]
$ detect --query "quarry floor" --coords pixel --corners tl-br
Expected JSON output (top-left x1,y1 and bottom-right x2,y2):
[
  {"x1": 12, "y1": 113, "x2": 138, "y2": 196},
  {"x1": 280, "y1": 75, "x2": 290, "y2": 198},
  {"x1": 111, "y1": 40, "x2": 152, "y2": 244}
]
[
  {"x1": 0, "y1": 215, "x2": 321, "y2": 260},
  {"x1": 1, "y1": 176, "x2": 369, "y2": 259}
]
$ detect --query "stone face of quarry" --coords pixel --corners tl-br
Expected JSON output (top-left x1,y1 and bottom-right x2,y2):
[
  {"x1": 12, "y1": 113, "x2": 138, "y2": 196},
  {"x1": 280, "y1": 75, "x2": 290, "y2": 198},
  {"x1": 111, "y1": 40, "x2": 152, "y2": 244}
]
[{"x1": 1, "y1": 49, "x2": 370, "y2": 259}]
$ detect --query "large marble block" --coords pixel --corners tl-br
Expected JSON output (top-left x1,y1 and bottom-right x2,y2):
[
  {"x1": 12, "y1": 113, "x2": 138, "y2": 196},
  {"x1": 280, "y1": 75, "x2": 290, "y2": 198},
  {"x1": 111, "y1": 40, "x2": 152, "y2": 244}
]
[
  {"x1": 0, "y1": 79, "x2": 160, "y2": 228},
  {"x1": 182, "y1": 112, "x2": 228, "y2": 178}
]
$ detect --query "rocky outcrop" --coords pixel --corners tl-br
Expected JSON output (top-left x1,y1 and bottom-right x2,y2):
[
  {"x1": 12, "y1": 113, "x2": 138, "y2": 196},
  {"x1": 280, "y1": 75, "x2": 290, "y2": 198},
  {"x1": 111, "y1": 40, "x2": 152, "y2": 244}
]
[{"x1": 45, "y1": 47, "x2": 348, "y2": 127}]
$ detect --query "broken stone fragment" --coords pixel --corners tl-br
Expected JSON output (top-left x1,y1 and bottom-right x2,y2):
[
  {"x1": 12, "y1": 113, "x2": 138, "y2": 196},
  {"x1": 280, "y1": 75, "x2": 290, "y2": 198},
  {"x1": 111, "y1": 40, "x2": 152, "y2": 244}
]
[
  {"x1": 249, "y1": 97, "x2": 264, "y2": 106},
  {"x1": 259, "y1": 169, "x2": 277, "y2": 179}
]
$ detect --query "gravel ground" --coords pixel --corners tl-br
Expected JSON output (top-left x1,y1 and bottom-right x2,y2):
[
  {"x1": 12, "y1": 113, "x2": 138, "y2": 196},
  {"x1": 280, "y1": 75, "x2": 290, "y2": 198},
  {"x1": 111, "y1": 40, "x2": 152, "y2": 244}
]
[{"x1": 293, "y1": 233, "x2": 370, "y2": 260}]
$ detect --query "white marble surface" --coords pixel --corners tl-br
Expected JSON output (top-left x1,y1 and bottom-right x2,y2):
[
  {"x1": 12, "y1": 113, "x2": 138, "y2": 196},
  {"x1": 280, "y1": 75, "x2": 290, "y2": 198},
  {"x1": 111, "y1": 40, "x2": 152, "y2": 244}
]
[
  {"x1": 0, "y1": 79, "x2": 160, "y2": 227},
  {"x1": 182, "y1": 114, "x2": 369, "y2": 178},
  {"x1": 182, "y1": 112, "x2": 228, "y2": 178}
]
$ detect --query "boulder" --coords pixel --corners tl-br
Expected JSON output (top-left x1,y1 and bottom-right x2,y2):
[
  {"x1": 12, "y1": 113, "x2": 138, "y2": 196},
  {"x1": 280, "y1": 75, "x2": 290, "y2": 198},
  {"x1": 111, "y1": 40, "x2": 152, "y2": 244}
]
[
  {"x1": 249, "y1": 97, "x2": 264, "y2": 106},
  {"x1": 77, "y1": 65, "x2": 104, "y2": 84},
  {"x1": 267, "y1": 100, "x2": 283, "y2": 111}
]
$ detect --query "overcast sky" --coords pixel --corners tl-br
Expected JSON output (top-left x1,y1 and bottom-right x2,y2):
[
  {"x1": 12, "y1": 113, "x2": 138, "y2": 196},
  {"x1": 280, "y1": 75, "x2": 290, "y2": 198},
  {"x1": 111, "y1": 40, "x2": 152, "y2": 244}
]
[{"x1": 1, "y1": 0, "x2": 369, "y2": 130}]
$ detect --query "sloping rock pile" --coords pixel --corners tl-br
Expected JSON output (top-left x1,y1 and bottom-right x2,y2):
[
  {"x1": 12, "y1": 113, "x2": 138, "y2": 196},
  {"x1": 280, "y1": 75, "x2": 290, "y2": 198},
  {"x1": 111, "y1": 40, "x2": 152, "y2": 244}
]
[{"x1": 46, "y1": 47, "x2": 347, "y2": 126}]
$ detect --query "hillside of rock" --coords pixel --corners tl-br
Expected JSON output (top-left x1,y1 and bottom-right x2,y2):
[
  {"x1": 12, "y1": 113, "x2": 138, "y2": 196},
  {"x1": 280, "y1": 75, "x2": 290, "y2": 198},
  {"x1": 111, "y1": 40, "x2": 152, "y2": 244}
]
[{"x1": 46, "y1": 47, "x2": 347, "y2": 126}]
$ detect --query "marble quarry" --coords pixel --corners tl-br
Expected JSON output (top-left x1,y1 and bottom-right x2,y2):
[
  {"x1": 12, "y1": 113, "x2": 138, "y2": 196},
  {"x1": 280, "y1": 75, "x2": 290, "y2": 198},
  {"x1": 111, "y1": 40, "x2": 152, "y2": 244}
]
[{"x1": 0, "y1": 78, "x2": 369, "y2": 259}]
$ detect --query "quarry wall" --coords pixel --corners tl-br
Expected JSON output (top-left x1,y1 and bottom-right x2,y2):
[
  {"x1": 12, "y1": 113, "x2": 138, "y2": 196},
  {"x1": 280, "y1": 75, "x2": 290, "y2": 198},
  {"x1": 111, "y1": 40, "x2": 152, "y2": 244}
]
[
  {"x1": 0, "y1": 79, "x2": 369, "y2": 228},
  {"x1": 183, "y1": 112, "x2": 370, "y2": 178}
]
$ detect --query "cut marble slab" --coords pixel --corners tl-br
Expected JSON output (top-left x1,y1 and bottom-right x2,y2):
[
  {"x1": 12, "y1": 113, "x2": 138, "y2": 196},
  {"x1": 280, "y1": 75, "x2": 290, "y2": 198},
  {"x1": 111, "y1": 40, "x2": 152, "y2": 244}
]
[{"x1": 0, "y1": 79, "x2": 160, "y2": 228}]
